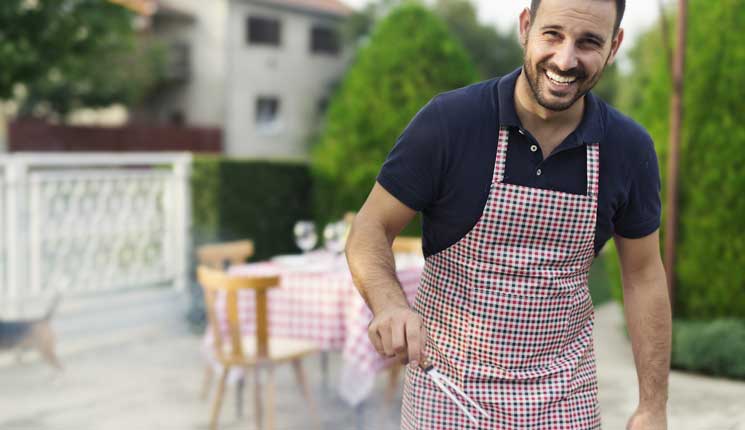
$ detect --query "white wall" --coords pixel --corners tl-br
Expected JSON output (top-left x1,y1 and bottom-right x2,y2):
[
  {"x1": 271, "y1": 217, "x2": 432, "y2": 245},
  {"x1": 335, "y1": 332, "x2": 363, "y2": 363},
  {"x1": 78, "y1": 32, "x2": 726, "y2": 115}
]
[
  {"x1": 225, "y1": 1, "x2": 351, "y2": 159},
  {"x1": 148, "y1": 0, "x2": 228, "y2": 127}
]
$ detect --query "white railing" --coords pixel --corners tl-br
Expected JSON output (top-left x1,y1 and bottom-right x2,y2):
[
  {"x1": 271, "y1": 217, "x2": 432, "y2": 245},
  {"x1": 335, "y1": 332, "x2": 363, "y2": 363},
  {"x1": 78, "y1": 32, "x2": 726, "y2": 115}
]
[{"x1": 0, "y1": 153, "x2": 192, "y2": 317}]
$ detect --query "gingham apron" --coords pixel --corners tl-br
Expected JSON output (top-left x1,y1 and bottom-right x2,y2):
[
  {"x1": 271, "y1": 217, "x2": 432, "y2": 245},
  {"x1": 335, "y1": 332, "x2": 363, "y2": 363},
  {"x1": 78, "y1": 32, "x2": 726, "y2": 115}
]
[{"x1": 401, "y1": 127, "x2": 601, "y2": 429}]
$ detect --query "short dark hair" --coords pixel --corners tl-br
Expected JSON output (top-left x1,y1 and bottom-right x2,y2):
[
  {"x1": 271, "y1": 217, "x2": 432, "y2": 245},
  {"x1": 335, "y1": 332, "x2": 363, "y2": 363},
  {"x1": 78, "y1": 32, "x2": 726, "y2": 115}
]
[{"x1": 530, "y1": 0, "x2": 626, "y2": 36}]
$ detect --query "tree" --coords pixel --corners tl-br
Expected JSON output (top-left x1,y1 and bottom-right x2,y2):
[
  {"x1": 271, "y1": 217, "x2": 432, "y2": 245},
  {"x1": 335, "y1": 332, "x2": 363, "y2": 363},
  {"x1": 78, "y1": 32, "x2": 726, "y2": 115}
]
[
  {"x1": 0, "y1": 0, "x2": 163, "y2": 120},
  {"x1": 311, "y1": 3, "x2": 478, "y2": 229},
  {"x1": 341, "y1": 0, "x2": 522, "y2": 81},
  {"x1": 434, "y1": 0, "x2": 523, "y2": 79},
  {"x1": 613, "y1": 0, "x2": 745, "y2": 319}
]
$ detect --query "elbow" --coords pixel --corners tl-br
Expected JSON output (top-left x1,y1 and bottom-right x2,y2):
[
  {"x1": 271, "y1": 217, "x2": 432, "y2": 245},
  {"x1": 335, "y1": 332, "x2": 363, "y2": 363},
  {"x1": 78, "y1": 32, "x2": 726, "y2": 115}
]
[{"x1": 621, "y1": 262, "x2": 668, "y2": 294}]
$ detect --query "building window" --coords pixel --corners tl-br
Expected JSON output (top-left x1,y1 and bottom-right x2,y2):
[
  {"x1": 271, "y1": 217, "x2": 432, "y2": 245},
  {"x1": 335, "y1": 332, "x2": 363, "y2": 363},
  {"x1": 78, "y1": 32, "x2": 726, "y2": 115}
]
[
  {"x1": 310, "y1": 26, "x2": 340, "y2": 55},
  {"x1": 256, "y1": 96, "x2": 281, "y2": 134},
  {"x1": 247, "y1": 16, "x2": 280, "y2": 46}
]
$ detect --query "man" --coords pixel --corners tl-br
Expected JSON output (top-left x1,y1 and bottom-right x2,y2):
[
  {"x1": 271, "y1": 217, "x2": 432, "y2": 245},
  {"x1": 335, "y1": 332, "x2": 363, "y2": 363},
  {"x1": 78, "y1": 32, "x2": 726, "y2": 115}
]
[{"x1": 345, "y1": 0, "x2": 672, "y2": 428}]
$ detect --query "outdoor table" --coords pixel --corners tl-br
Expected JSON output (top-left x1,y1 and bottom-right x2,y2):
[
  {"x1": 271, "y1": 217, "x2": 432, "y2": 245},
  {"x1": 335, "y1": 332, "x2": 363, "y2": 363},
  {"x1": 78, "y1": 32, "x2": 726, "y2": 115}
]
[{"x1": 202, "y1": 250, "x2": 423, "y2": 406}]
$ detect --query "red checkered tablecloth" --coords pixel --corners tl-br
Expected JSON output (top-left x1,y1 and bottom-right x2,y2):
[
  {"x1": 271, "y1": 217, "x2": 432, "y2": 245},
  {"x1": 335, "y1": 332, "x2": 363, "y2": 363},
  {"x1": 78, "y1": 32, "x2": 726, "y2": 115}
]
[{"x1": 202, "y1": 251, "x2": 423, "y2": 405}]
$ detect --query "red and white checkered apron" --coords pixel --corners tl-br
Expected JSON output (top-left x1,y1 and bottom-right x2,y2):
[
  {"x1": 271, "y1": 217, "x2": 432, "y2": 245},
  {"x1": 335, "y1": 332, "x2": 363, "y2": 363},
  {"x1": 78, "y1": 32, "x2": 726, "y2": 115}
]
[{"x1": 401, "y1": 127, "x2": 601, "y2": 429}]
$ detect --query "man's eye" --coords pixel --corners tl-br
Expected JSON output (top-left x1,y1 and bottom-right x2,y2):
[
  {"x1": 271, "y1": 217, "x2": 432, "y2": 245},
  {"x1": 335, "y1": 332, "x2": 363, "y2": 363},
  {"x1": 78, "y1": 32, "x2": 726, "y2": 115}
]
[
  {"x1": 545, "y1": 31, "x2": 559, "y2": 37},
  {"x1": 582, "y1": 39, "x2": 601, "y2": 47}
]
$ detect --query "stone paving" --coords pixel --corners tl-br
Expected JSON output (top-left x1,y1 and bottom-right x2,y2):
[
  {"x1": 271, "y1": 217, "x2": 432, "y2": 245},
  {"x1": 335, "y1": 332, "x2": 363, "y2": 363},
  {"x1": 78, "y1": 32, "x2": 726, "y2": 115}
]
[{"x1": 0, "y1": 301, "x2": 743, "y2": 430}]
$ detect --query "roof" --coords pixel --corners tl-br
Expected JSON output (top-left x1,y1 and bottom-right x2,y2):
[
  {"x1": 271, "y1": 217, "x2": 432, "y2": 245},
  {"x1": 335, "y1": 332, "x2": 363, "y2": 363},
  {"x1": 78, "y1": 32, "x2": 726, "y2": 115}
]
[
  {"x1": 251, "y1": 0, "x2": 354, "y2": 17},
  {"x1": 109, "y1": 0, "x2": 157, "y2": 15},
  {"x1": 155, "y1": 0, "x2": 196, "y2": 20},
  {"x1": 109, "y1": 0, "x2": 196, "y2": 20}
]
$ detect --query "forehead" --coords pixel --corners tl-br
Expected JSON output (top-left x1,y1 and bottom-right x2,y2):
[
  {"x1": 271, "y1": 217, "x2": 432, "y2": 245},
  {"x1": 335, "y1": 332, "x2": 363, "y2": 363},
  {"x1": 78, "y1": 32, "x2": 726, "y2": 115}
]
[{"x1": 533, "y1": 0, "x2": 616, "y2": 37}]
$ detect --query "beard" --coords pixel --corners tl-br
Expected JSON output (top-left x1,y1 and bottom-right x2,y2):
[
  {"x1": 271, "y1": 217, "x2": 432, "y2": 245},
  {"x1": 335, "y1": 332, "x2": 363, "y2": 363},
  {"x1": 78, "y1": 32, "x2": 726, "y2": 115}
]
[{"x1": 523, "y1": 53, "x2": 610, "y2": 112}]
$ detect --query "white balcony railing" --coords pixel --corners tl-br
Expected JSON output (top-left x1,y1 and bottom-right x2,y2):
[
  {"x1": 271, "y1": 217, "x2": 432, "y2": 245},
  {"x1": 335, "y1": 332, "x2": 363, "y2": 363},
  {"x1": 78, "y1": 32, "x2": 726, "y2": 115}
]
[{"x1": 0, "y1": 153, "x2": 192, "y2": 317}]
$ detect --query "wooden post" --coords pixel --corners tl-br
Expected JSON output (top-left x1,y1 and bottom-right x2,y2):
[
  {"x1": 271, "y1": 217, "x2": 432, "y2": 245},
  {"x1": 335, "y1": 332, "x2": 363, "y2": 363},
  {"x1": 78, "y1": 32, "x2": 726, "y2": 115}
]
[{"x1": 664, "y1": 0, "x2": 688, "y2": 310}]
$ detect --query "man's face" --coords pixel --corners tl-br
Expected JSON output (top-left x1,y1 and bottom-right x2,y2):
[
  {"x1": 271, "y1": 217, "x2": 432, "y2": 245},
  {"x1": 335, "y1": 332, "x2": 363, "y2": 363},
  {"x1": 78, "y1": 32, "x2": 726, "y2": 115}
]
[{"x1": 520, "y1": 0, "x2": 623, "y2": 111}]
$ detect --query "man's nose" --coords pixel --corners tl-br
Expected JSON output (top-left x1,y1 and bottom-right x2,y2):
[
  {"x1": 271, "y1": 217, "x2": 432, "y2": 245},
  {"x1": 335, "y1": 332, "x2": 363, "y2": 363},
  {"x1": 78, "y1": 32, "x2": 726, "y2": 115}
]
[{"x1": 553, "y1": 42, "x2": 579, "y2": 71}]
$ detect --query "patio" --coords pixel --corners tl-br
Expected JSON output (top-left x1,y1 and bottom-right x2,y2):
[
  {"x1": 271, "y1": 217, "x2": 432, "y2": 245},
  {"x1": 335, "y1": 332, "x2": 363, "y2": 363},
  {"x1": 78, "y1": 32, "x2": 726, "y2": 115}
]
[{"x1": 1, "y1": 293, "x2": 743, "y2": 430}]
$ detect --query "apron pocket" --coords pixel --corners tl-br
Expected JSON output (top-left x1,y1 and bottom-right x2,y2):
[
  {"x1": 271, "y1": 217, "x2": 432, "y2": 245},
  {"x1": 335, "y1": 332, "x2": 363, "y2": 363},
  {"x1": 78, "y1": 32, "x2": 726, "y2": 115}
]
[{"x1": 467, "y1": 287, "x2": 571, "y2": 373}]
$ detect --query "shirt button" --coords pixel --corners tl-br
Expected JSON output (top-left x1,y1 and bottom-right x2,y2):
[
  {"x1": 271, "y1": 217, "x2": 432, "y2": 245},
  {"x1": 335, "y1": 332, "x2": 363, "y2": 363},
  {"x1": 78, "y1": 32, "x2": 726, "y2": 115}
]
[
  {"x1": 530, "y1": 144, "x2": 538, "y2": 152},
  {"x1": 536, "y1": 169, "x2": 543, "y2": 176}
]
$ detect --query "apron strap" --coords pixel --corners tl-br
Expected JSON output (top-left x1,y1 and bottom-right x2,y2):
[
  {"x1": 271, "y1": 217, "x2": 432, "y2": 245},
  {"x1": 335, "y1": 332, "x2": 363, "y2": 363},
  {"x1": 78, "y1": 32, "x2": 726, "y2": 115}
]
[
  {"x1": 586, "y1": 142, "x2": 600, "y2": 198},
  {"x1": 493, "y1": 126, "x2": 510, "y2": 184}
]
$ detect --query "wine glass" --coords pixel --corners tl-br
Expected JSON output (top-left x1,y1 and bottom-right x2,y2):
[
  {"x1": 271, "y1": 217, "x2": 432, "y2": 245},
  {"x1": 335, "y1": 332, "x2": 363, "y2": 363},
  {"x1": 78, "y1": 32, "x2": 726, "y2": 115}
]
[
  {"x1": 323, "y1": 221, "x2": 347, "y2": 255},
  {"x1": 294, "y1": 220, "x2": 318, "y2": 253}
]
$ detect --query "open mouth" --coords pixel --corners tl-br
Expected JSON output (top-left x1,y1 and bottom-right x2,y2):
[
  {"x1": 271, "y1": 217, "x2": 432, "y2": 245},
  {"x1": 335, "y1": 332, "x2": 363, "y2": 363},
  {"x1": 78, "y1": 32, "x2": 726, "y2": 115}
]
[{"x1": 544, "y1": 69, "x2": 578, "y2": 87}]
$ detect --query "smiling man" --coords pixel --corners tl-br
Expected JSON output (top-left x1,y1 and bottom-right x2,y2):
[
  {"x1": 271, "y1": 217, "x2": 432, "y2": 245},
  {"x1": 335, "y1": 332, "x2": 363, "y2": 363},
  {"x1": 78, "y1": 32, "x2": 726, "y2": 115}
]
[{"x1": 346, "y1": 0, "x2": 672, "y2": 428}]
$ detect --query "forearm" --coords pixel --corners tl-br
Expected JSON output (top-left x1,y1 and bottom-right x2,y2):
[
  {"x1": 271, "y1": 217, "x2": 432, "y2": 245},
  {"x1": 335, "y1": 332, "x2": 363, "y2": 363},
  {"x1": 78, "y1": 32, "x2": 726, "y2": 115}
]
[
  {"x1": 345, "y1": 218, "x2": 409, "y2": 315},
  {"x1": 621, "y1": 262, "x2": 671, "y2": 410}
]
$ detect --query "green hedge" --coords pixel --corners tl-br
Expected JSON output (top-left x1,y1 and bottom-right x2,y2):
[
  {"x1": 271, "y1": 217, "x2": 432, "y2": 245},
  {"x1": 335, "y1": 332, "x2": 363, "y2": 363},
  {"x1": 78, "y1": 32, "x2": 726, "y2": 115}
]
[
  {"x1": 191, "y1": 156, "x2": 313, "y2": 261},
  {"x1": 672, "y1": 319, "x2": 745, "y2": 379},
  {"x1": 311, "y1": 4, "x2": 478, "y2": 234}
]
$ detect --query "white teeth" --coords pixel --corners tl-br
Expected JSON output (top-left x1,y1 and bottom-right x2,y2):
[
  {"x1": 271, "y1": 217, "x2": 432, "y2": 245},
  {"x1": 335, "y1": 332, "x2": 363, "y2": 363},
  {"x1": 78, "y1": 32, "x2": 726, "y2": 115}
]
[{"x1": 545, "y1": 70, "x2": 577, "y2": 84}]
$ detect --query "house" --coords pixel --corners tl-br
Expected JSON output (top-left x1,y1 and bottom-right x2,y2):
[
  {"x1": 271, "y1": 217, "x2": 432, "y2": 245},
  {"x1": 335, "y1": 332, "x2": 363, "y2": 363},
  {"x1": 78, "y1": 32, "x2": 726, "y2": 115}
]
[{"x1": 138, "y1": 0, "x2": 353, "y2": 159}]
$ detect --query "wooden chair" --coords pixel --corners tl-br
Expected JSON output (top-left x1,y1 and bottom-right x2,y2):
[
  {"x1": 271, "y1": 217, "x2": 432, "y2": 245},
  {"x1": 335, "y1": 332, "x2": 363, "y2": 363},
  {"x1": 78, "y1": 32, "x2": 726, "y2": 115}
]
[
  {"x1": 197, "y1": 239, "x2": 255, "y2": 269},
  {"x1": 197, "y1": 239, "x2": 255, "y2": 406},
  {"x1": 198, "y1": 266, "x2": 320, "y2": 430}
]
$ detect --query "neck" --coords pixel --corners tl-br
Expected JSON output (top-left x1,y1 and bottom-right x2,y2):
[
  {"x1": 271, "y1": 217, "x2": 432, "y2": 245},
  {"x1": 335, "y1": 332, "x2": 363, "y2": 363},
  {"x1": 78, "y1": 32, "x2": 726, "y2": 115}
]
[{"x1": 514, "y1": 70, "x2": 585, "y2": 132}]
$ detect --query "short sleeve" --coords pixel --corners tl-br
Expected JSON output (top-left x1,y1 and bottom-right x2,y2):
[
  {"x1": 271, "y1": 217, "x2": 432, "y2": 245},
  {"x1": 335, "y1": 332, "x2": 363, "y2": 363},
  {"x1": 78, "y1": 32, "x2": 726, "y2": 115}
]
[
  {"x1": 376, "y1": 96, "x2": 446, "y2": 212},
  {"x1": 613, "y1": 134, "x2": 662, "y2": 238}
]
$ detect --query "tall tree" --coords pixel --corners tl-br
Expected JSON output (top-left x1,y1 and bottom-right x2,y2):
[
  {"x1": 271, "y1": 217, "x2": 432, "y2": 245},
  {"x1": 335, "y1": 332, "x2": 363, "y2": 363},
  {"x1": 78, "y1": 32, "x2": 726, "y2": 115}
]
[
  {"x1": 312, "y1": 3, "x2": 478, "y2": 229},
  {"x1": 0, "y1": 0, "x2": 163, "y2": 120},
  {"x1": 341, "y1": 0, "x2": 523, "y2": 81},
  {"x1": 434, "y1": 0, "x2": 522, "y2": 79},
  {"x1": 614, "y1": 0, "x2": 745, "y2": 319}
]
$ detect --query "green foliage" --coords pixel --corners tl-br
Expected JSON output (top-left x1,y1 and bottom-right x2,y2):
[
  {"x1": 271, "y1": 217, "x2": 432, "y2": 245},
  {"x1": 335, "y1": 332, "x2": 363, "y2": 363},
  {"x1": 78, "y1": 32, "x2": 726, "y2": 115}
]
[
  {"x1": 608, "y1": 0, "x2": 745, "y2": 319},
  {"x1": 587, "y1": 252, "x2": 613, "y2": 306},
  {"x1": 191, "y1": 156, "x2": 221, "y2": 244},
  {"x1": 592, "y1": 62, "x2": 620, "y2": 106},
  {"x1": 191, "y1": 157, "x2": 313, "y2": 261},
  {"x1": 603, "y1": 242, "x2": 624, "y2": 304},
  {"x1": 672, "y1": 319, "x2": 745, "y2": 379},
  {"x1": 433, "y1": 0, "x2": 523, "y2": 79},
  {"x1": 311, "y1": 3, "x2": 478, "y2": 231},
  {"x1": 341, "y1": 0, "x2": 522, "y2": 81},
  {"x1": 0, "y1": 0, "x2": 164, "y2": 119}
]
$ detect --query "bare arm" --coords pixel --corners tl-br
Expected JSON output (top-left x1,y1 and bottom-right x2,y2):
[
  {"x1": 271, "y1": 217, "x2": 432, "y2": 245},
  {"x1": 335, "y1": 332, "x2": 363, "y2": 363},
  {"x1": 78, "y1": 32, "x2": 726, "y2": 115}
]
[
  {"x1": 614, "y1": 230, "x2": 671, "y2": 428},
  {"x1": 345, "y1": 182, "x2": 426, "y2": 365}
]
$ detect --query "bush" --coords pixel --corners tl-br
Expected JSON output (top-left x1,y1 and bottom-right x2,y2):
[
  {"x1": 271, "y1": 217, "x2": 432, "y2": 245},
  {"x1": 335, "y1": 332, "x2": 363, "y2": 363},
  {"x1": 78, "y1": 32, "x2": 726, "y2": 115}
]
[
  {"x1": 608, "y1": 0, "x2": 745, "y2": 319},
  {"x1": 191, "y1": 156, "x2": 313, "y2": 261},
  {"x1": 311, "y1": 3, "x2": 478, "y2": 233},
  {"x1": 672, "y1": 319, "x2": 745, "y2": 379}
]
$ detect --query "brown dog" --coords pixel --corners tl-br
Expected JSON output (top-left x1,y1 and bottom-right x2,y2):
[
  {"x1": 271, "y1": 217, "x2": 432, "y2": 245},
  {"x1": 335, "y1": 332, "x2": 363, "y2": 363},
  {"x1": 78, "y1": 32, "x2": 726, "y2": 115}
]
[{"x1": 0, "y1": 295, "x2": 62, "y2": 370}]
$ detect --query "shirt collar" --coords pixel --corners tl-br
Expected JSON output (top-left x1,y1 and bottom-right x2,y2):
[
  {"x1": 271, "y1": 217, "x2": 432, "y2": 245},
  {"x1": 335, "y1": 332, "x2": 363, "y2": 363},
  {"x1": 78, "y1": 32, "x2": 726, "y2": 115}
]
[{"x1": 496, "y1": 67, "x2": 605, "y2": 145}]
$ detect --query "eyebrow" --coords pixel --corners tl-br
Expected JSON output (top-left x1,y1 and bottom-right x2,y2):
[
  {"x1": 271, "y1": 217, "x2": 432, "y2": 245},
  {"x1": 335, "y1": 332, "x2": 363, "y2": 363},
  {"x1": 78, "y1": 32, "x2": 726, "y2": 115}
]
[{"x1": 539, "y1": 24, "x2": 607, "y2": 45}]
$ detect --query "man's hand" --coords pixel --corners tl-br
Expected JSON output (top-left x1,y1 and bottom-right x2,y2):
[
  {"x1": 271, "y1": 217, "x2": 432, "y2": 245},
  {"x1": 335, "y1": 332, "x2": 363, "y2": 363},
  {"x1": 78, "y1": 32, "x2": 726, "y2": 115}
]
[
  {"x1": 626, "y1": 407, "x2": 667, "y2": 430},
  {"x1": 368, "y1": 305, "x2": 427, "y2": 366}
]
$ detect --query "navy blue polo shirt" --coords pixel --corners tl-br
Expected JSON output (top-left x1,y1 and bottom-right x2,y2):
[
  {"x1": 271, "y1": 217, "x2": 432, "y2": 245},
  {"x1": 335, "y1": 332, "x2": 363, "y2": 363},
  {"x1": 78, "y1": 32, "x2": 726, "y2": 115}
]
[{"x1": 377, "y1": 68, "x2": 661, "y2": 258}]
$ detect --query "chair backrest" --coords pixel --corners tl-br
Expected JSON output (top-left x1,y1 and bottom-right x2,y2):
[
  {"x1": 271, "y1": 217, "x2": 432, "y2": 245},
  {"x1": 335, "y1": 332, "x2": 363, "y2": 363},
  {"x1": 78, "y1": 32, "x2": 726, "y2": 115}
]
[
  {"x1": 197, "y1": 265, "x2": 279, "y2": 363},
  {"x1": 391, "y1": 236, "x2": 423, "y2": 255},
  {"x1": 197, "y1": 240, "x2": 255, "y2": 269}
]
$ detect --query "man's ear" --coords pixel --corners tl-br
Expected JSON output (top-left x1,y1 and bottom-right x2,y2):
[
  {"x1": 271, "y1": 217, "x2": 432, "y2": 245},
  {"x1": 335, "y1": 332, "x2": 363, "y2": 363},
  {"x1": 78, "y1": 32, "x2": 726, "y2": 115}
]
[
  {"x1": 519, "y1": 8, "x2": 532, "y2": 48},
  {"x1": 606, "y1": 27, "x2": 625, "y2": 65}
]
